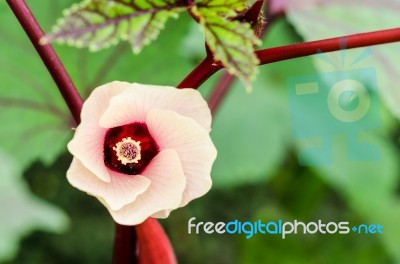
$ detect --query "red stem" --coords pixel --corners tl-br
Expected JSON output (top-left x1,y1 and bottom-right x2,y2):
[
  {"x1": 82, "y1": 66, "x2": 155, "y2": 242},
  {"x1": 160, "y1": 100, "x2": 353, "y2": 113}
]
[
  {"x1": 136, "y1": 218, "x2": 177, "y2": 264},
  {"x1": 7, "y1": 0, "x2": 83, "y2": 124},
  {"x1": 256, "y1": 27, "x2": 400, "y2": 65},
  {"x1": 113, "y1": 219, "x2": 177, "y2": 264},
  {"x1": 179, "y1": 27, "x2": 400, "y2": 90},
  {"x1": 177, "y1": 56, "x2": 219, "y2": 88},
  {"x1": 113, "y1": 224, "x2": 138, "y2": 264}
]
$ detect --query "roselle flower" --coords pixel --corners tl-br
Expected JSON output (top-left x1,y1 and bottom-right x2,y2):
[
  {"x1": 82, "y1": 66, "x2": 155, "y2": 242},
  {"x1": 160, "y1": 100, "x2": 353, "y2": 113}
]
[{"x1": 66, "y1": 81, "x2": 217, "y2": 225}]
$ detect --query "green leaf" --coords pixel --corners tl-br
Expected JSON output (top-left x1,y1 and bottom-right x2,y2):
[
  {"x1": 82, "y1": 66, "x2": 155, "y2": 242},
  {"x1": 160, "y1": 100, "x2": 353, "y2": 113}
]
[
  {"x1": 45, "y1": 0, "x2": 261, "y2": 87},
  {"x1": 293, "y1": 90, "x2": 400, "y2": 261},
  {"x1": 209, "y1": 19, "x2": 303, "y2": 188},
  {"x1": 211, "y1": 76, "x2": 291, "y2": 188},
  {"x1": 286, "y1": 0, "x2": 400, "y2": 119},
  {"x1": 0, "y1": 6, "x2": 72, "y2": 169},
  {"x1": 193, "y1": 0, "x2": 261, "y2": 89},
  {"x1": 43, "y1": 0, "x2": 185, "y2": 53},
  {"x1": 287, "y1": 1, "x2": 400, "y2": 260},
  {"x1": 196, "y1": 0, "x2": 247, "y2": 16},
  {"x1": 0, "y1": 150, "x2": 69, "y2": 262}
]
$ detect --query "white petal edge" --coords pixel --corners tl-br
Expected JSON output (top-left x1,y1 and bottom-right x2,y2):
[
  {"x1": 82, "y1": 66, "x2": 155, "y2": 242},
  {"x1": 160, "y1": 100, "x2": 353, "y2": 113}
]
[
  {"x1": 146, "y1": 109, "x2": 217, "y2": 207},
  {"x1": 151, "y1": 209, "x2": 172, "y2": 219},
  {"x1": 68, "y1": 81, "x2": 132, "y2": 182},
  {"x1": 99, "y1": 84, "x2": 212, "y2": 131},
  {"x1": 107, "y1": 149, "x2": 186, "y2": 225},
  {"x1": 81, "y1": 81, "x2": 132, "y2": 123},
  {"x1": 67, "y1": 158, "x2": 151, "y2": 210},
  {"x1": 67, "y1": 126, "x2": 110, "y2": 182}
]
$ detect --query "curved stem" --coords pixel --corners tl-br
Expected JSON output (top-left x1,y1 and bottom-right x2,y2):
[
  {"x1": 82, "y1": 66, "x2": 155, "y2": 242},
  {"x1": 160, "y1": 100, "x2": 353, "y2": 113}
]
[
  {"x1": 256, "y1": 27, "x2": 400, "y2": 65},
  {"x1": 7, "y1": 0, "x2": 83, "y2": 124},
  {"x1": 135, "y1": 218, "x2": 177, "y2": 264},
  {"x1": 177, "y1": 56, "x2": 219, "y2": 88},
  {"x1": 179, "y1": 27, "x2": 400, "y2": 90}
]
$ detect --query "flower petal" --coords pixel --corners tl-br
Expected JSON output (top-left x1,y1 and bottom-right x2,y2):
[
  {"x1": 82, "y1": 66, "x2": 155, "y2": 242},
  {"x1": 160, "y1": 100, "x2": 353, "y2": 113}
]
[
  {"x1": 151, "y1": 210, "x2": 172, "y2": 219},
  {"x1": 81, "y1": 81, "x2": 131, "y2": 123},
  {"x1": 99, "y1": 84, "x2": 211, "y2": 131},
  {"x1": 107, "y1": 149, "x2": 186, "y2": 225},
  {"x1": 67, "y1": 126, "x2": 109, "y2": 182},
  {"x1": 146, "y1": 109, "x2": 217, "y2": 207},
  {"x1": 68, "y1": 81, "x2": 131, "y2": 182},
  {"x1": 67, "y1": 158, "x2": 151, "y2": 210}
]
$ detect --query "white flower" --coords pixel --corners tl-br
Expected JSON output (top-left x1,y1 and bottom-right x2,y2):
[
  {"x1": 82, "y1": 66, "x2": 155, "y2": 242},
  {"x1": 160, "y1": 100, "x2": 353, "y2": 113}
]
[{"x1": 66, "y1": 81, "x2": 217, "y2": 225}]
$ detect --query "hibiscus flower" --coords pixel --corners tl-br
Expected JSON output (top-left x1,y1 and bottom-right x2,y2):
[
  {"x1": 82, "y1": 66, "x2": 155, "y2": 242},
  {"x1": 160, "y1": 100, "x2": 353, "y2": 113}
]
[{"x1": 66, "y1": 81, "x2": 217, "y2": 225}]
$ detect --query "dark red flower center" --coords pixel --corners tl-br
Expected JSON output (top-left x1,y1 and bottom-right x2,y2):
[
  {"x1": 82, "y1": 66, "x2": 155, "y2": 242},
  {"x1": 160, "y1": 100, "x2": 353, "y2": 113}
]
[{"x1": 103, "y1": 122, "x2": 159, "y2": 175}]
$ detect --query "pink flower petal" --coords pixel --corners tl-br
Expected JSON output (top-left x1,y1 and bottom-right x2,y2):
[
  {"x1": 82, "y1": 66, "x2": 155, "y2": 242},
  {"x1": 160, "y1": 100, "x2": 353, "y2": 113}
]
[
  {"x1": 68, "y1": 81, "x2": 131, "y2": 182},
  {"x1": 107, "y1": 149, "x2": 186, "y2": 225},
  {"x1": 67, "y1": 126, "x2": 109, "y2": 182},
  {"x1": 99, "y1": 84, "x2": 211, "y2": 131},
  {"x1": 81, "y1": 81, "x2": 131, "y2": 123},
  {"x1": 67, "y1": 158, "x2": 151, "y2": 210},
  {"x1": 146, "y1": 109, "x2": 217, "y2": 207}
]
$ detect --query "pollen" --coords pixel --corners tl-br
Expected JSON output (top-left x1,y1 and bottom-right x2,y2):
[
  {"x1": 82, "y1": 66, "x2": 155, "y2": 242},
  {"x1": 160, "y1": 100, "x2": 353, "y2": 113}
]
[
  {"x1": 104, "y1": 122, "x2": 159, "y2": 175},
  {"x1": 113, "y1": 137, "x2": 141, "y2": 165}
]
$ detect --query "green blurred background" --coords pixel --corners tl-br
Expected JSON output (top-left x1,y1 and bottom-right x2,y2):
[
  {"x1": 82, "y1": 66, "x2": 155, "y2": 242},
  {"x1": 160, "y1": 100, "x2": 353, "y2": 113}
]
[{"x1": 1, "y1": 0, "x2": 400, "y2": 263}]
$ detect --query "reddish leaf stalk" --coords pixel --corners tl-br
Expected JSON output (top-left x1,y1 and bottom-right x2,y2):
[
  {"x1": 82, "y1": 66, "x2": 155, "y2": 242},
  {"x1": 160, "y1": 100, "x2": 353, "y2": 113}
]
[
  {"x1": 256, "y1": 27, "x2": 400, "y2": 65},
  {"x1": 177, "y1": 56, "x2": 219, "y2": 88},
  {"x1": 207, "y1": 0, "x2": 268, "y2": 114},
  {"x1": 180, "y1": 27, "x2": 400, "y2": 90},
  {"x1": 7, "y1": 0, "x2": 83, "y2": 124}
]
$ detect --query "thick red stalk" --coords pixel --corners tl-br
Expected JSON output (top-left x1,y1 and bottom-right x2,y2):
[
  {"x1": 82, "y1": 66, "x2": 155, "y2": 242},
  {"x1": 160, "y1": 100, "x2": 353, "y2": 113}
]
[
  {"x1": 114, "y1": 219, "x2": 177, "y2": 264},
  {"x1": 256, "y1": 27, "x2": 400, "y2": 65},
  {"x1": 177, "y1": 56, "x2": 219, "y2": 88},
  {"x1": 179, "y1": 28, "x2": 400, "y2": 90},
  {"x1": 113, "y1": 219, "x2": 177, "y2": 264},
  {"x1": 7, "y1": 0, "x2": 83, "y2": 124},
  {"x1": 113, "y1": 224, "x2": 138, "y2": 264},
  {"x1": 136, "y1": 218, "x2": 177, "y2": 264}
]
